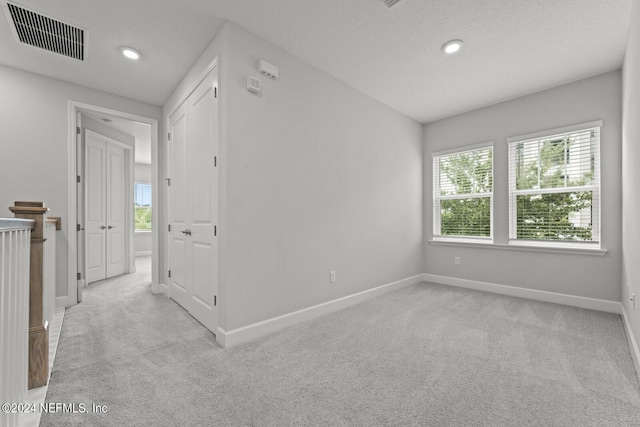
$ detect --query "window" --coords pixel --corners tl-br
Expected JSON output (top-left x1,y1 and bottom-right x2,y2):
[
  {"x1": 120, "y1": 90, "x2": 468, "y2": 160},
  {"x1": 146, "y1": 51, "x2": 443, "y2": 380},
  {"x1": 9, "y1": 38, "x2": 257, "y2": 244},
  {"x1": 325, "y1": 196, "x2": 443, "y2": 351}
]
[
  {"x1": 508, "y1": 121, "x2": 601, "y2": 246},
  {"x1": 134, "y1": 183, "x2": 152, "y2": 231},
  {"x1": 433, "y1": 144, "x2": 493, "y2": 241}
]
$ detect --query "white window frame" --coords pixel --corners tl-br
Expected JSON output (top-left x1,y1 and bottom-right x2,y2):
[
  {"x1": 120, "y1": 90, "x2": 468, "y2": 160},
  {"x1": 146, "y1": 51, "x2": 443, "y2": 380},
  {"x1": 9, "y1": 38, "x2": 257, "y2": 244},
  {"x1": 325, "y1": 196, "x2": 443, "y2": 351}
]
[
  {"x1": 507, "y1": 121, "x2": 602, "y2": 249},
  {"x1": 432, "y1": 141, "x2": 494, "y2": 243}
]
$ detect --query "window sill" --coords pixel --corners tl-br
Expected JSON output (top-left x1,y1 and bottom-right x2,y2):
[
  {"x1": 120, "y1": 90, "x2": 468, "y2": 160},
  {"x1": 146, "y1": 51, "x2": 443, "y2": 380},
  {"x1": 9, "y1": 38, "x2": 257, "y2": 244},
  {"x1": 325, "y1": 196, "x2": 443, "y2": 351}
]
[
  {"x1": 428, "y1": 240, "x2": 607, "y2": 256},
  {"x1": 135, "y1": 230, "x2": 152, "y2": 234}
]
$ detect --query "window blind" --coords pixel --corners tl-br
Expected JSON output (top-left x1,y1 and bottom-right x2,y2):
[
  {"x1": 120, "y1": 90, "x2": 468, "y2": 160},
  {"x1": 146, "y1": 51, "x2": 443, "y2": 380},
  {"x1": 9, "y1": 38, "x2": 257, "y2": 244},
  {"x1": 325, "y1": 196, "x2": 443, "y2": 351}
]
[
  {"x1": 508, "y1": 125, "x2": 600, "y2": 243},
  {"x1": 433, "y1": 146, "x2": 493, "y2": 240}
]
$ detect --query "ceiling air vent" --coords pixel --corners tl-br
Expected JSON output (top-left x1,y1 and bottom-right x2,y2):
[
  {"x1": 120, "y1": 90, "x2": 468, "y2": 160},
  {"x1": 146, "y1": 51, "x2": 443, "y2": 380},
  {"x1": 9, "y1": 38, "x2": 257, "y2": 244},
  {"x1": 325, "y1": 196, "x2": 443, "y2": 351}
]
[
  {"x1": 379, "y1": 0, "x2": 402, "y2": 9},
  {"x1": 3, "y1": 2, "x2": 86, "y2": 60}
]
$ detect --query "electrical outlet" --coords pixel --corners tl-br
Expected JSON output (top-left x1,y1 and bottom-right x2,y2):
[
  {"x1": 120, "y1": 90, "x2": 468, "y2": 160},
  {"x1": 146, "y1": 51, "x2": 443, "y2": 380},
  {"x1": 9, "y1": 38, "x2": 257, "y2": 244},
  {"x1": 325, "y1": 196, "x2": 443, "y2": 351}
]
[
  {"x1": 454, "y1": 257, "x2": 461, "y2": 265},
  {"x1": 330, "y1": 271, "x2": 336, "y2": 283}
]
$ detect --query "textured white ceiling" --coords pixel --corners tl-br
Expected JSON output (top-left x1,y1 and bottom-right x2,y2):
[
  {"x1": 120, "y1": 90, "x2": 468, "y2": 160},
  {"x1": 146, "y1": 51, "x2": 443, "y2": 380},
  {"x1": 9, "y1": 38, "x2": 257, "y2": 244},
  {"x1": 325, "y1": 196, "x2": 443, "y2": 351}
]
[
  {"x1": 0, "y1": 0, "x2": 225, "y2": 106},
  {"x1": 0, "y1": 0, "x2": 632, "y2": 123}
]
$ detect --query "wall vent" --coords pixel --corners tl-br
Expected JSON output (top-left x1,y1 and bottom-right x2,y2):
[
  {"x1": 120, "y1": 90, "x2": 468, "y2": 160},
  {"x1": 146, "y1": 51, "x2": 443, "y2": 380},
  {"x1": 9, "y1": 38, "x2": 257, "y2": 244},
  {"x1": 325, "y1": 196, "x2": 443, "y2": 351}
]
[
  {"x1": 3, "y1": 2, "x2": 86, "y2": 60},
  {"x1": 379, "y1": 0, "x2": 402, "y2": 8}
]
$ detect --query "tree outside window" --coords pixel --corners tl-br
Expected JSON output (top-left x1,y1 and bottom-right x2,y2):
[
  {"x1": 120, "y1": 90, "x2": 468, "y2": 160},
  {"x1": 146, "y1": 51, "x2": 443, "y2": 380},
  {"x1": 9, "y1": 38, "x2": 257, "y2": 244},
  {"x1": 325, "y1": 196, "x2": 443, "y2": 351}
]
[
  {"x1": 134, "y1": 183, "x2": 152, "y2": 231},
  {"x1": 433, "y1": 145, "x2": 493, "y2": 240},
  {"x1": 509, "y1": 125, "x2": 599, "y2": 243}
]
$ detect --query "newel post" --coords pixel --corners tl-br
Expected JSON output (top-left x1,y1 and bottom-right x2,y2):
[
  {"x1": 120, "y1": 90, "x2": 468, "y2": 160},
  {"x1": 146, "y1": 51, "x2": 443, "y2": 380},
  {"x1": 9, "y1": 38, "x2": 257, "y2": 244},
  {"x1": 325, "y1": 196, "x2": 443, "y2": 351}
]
[{"x1": 9, "y1": 201, "x2": 49, "y2": 389}]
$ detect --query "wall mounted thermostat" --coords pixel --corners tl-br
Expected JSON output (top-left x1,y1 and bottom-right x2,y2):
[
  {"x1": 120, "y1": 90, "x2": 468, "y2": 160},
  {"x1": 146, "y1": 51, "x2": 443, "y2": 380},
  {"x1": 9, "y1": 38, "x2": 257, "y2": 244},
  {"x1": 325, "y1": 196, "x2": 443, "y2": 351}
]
[
  {"x1": 247, "y1": 75, "x2": 262, "y2": 94},
  {"x1": 258, "y1": 60, "x2": 279, "y2": 79}
]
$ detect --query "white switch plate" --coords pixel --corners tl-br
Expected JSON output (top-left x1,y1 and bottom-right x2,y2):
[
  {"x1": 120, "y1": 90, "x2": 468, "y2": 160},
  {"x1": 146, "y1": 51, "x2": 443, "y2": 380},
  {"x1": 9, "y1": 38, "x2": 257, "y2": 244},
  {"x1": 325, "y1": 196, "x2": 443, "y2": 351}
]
[{"x1": 330, "y1": 271, "x2": 336, "y2": 283}]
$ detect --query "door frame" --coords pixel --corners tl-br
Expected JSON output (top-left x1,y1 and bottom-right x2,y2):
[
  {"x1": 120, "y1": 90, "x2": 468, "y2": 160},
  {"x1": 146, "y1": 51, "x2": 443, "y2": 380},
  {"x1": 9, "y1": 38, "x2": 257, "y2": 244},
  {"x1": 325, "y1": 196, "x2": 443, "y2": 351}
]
[
  {"x1": 67, "y1": 101, "x2": 160, "y2": 307},
  {"x1": 83, "y1": 129, "x2": 133, "y2": 284}
]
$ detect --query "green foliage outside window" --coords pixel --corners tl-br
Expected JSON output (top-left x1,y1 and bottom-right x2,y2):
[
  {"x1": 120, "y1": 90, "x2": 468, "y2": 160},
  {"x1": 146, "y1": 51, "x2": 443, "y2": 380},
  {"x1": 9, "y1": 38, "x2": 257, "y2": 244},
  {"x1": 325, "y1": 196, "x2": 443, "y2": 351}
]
[
  {"x1": 440, "y1": 198, "x2": 491, "y2": 237},
  {"x1": 437, "y1": 131, "x2": 596, "y2": 242},
  {"x1": 513, "y1": 135, "x2": 594, "y2": 241},
  {"x1": 135, "y1": 207, "x2": 152, "y2": 231},
  {"x1": 134, "y1": 183, "x2": 152, "y2": 231},
  {"x1": 438, "y1": 149, "x2": 492, "y2": 237}
]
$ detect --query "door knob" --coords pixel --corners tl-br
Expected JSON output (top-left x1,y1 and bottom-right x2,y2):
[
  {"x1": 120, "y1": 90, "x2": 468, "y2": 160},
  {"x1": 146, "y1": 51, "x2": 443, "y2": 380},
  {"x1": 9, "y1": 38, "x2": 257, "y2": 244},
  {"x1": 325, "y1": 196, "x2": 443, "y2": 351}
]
[
  {"x1": 180, "y1": 229, "x2": 191, "y2": 236},
  {"x1": 108, "y1": 225, "x2": 115, "y2": 229},
  {"x1": 100, "y1": 225, "x2": 106, "y2": 230}
]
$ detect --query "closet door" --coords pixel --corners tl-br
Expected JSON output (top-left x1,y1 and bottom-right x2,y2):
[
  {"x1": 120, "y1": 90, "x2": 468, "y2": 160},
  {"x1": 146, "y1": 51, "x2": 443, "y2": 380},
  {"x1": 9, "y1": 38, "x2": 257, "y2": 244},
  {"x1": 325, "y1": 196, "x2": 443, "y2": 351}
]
[
  {"x1": 168, "y1": 68, "x2": 218, "y2": 332},
  {"x1": 85, "y1": 136, "x2": 107, "y2": 283},
  {"x1": 186, "y1": 69, "x2": 218, "y2": 332},
  {"x1": 85, "y1": 131, "x2": 127, "y2": 283},
  {"x1": 168, "y1": 101, "x2": 190, "y2": 310},
  {"x1": 105, "y1": 143, "x2": 126, "y2": 278}
]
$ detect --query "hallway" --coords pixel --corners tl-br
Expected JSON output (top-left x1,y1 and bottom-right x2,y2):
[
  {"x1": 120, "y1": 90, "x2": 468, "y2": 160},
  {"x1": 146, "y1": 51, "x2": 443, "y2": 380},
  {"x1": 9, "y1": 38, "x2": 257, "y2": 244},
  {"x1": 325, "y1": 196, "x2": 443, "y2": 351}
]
[{"x1": 41, "y1": 256, "x2": 220, "y2": 426}]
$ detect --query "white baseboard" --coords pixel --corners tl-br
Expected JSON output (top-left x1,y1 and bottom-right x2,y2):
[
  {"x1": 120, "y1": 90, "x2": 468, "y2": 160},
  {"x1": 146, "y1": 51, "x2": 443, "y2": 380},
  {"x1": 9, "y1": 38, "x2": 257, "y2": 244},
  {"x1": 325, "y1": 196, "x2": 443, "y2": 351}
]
[
  {"x1": 621, "y1": 305, "x2": 640, "y2": 384},
  {"x1": 56, "y1": 296, "x2": 68, "y2": 310},
  {"x1": 422, "y1": 274, "x2": 621, "y2": 314},
  {"x1": 135, "y1": 251, "x2": 152, "y2": 257},
  {"x1": 216, "y1": 274, "x2": 424, "y2": 348},
  {"x1": 157, "y1": 282, "x2": 169, "y2": 297}
]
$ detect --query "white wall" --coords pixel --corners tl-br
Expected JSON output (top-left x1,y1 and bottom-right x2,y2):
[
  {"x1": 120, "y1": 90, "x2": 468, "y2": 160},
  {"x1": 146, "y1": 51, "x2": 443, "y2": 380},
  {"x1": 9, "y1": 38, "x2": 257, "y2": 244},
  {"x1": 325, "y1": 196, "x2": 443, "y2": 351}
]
[
  {"x1": 622, "y1": 0, "x2": 640, "y2": 351},
  {"x1": 134, "y1": 231, "x2": 152, "y2": 256},
  {"x1": 163, "y1": 22, "x2": 423, "y2": 333},
  {"x1": 0, "y1": 64, "x2": 160, "y2": 301},
  {"x1": 223, "y1": 23, "x2": 423, "y2": 330},
  {"x1": 424, "y1": 71, "x2": 622, "y2": 302},
  {"x1": 135, "y1": 163, "x2": 152, "y2": 183}
]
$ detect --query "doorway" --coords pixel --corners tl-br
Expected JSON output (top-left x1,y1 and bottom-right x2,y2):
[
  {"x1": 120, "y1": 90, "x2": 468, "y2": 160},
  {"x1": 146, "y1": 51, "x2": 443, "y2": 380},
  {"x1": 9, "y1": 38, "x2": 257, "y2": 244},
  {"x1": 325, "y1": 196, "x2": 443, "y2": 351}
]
[{"x1": 67, "y1": 101, "x2": 159, "y2": 307}]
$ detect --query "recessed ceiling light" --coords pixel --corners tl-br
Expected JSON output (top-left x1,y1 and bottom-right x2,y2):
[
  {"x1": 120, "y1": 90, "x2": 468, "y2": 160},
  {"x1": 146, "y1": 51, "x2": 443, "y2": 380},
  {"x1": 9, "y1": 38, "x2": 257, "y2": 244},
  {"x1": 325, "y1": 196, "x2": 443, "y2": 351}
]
[
  {"x1": 121, "y1": 47, "x2": 141, "y2": 60},
  {"x1": 442, "y1": 39, "x2": 463, "y2": 54}
]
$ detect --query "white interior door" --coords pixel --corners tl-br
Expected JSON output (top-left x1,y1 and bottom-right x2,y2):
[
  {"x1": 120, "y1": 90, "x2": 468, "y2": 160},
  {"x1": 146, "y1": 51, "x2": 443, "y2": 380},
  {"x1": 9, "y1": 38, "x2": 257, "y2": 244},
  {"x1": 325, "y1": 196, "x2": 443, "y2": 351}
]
[
  {"x1": 106, "y1": 143, "x2": 126, "y2": 278},
  {"x1": 168, "y1": 101, "x2": 189, "y2": 309},
  {"x1": 85, "y1": 136, "x2": 107, "y2": 283},
  {"x1": 168, "y1": 68, "x2": 219, "y2": 332},
  {"x1": 187, "y1": 70, "x2": 218, "y2": 331},
  {"x1": 85, "y1": 130, "x2": 127, "y2": 283}
]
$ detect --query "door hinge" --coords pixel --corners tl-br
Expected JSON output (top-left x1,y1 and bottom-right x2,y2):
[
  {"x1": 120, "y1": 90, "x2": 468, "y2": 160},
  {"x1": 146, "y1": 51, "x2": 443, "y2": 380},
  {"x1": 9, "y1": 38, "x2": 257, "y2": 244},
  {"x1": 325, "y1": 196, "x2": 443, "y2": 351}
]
[
  {"x1": 168, "y1": 270, "x2": 171, "y2": 278},
  {"x1": 168, "y1": 224, "x2": 171, "y2": 232},
  {"x1": 77, "y1": 224, "x2": 81, "y2": 231},
  {"x1": 76, "y1": 126, "x2": 81, "y2": 135},
  {"x1": 168, "y1": 132, "x2": 171, "y2": 141},
  {"x1": 214, "y1": 295, "x2": 217, "y2": 306},
  {"x1": 214, "y1": 225, "x2": 217, "y2": 236},
  {"x1": 165, "y1": 178, "x2": 171, "y2": 187},
  {"x1": 214, "y1": 87, "x2": 218, "y2": 98},
  {"x1": 76, "y1": 175, "x2": 81, "y2": 183},
  {"x1": 77, "y1": 272, "x2": 81, "y2": 280},
  {"x1": 214, "y1": 156, "x2": 217, "y2": 167}
]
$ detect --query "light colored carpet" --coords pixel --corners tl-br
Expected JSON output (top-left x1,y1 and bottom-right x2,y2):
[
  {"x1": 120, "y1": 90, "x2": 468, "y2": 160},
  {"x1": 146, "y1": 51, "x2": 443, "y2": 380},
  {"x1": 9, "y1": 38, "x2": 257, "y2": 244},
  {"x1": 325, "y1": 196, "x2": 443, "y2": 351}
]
[{"x1": 42, "y1": 258, "x2": 640, "y2": 426}]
